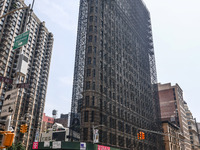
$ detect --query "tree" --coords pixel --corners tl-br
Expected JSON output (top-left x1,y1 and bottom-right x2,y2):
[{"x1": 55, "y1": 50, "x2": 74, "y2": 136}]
[{"x1": 7, "y1": 142, "x2": 25, "y2": 150}]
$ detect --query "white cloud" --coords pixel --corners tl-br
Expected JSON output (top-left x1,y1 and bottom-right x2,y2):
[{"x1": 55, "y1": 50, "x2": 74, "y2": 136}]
[{"x1": 58, "y1": 76, "x2": 73, "y2": 87}]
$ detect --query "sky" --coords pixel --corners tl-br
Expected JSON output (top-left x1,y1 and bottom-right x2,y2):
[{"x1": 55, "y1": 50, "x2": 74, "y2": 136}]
[{"x1": 25, "y1": 0, "x2": 200, "y2": 121}]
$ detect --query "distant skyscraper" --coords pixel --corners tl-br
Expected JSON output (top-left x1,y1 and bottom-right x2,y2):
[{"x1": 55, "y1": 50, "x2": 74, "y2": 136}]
[
  {"x1": 71, "y1": 0, "x2": 163, "y2": 149},
  {"x1": 0, "y1": 0, "x2": 53, "y2": 149},
  {"x1": 158, "y1": 83, "x2": 191, "y2": 150}
]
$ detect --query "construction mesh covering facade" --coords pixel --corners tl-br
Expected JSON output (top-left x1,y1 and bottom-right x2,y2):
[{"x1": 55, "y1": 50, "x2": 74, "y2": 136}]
[{"x1": 71, "y1": 0, "x2": 163, "y2": 149}]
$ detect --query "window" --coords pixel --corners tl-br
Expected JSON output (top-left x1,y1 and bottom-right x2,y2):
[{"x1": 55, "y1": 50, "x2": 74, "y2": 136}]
[
  {"x1": 87, "y1": 69, "x2": 91, "y2": 77},
  {"x1": 86, "y1": 81, "x2": 90, "y2": 90},
  {"x1": 94, "y1": 47, "x2": 96, "y2": 53},
  {"x1": 89, "y1": 16, "x2": 93, "y2": 22},
  {"x1": 92, "y1": 96, "x2": 95, "y2": 106},
  {"x1": 110, "y1": 133, "x2": 113, "y2": 144},
  {"x1": 95, "y1": 7, "x2": 98, "y2": 13},
  {"x1": 94, "y1": 26, "x2": 97, "y2": 33},
  {"x1": 88, "y1": 35, "x2": 93, "y2": 42},
  {"x1": 21, "y1": 76, "x2": 24, "y2": 82},
  {"x1": 118, "y1": 136, "x2": 124, "y2": 147},
  {"x1": 91, "y1": 111, "x2": 94, "y2": 122},
  {"x1": 87, "y1": 57, "x2": 92, "y2": 64},
  {"x1": 88, "y1": 46, "x2": 92, "y2": 53},
  {"x1": 94, "y1": 36, "x2": 97, "y2": 42},
  {"x1": 100, "y1": 99, "x2": 102, "y2": 109},
  {"x1": 95, "y1": 16, "x2": 97, "y2": 22},
  {"x1": 92, "y1": 82, "x2": 95, "y2": 90},
  {"x1": 85, "y1": 96, "x2": 90, "y2": 106},
  {"x1": 84, "y1": 111, "x2": 89, "y2": 122},
  {"x1": 89, "y1": 25, "x2": 93, "y2": 32},
  {"x1": 90, "y1": 7, "x2": 94, "y2": 13},
  {"x1": 93, "y1": 69, "x2": 95, "y2": 77},
  {"x1": 83, "y1": 128, "x2": 88, "y2": 140}
]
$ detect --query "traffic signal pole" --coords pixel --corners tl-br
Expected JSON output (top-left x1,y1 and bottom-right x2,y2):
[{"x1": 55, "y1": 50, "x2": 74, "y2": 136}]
[
  {"x1": 5, "y1": 115, "x2": 11, "y2": 131},
  {"x1": 1, "y1": 115, "x2": 12, "y2": 150}
]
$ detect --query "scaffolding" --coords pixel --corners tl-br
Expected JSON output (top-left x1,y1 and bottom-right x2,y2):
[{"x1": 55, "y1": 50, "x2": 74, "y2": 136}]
[
  {"x1": 70, "y1": 0, "x2": 88, "y2": 136},
  {"x1": 71, "y1": 0, "x2": 164, "y2": 149}
]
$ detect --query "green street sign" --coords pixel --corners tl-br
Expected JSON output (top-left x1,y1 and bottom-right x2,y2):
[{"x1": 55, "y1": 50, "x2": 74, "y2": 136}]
[{"x1": 13, "y1": 30, "x2": 30, "y2": 50}]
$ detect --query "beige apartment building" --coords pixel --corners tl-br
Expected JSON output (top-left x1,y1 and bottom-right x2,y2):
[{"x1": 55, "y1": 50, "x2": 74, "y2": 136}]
[
  {"x1": 184, "y1": 102, "x2": 200, "y2": 150},
  {"x1": 0, "y1": 0, "x2": 53, "y2": 149},
  {"x1": 158, "y1": 83, "x2": 191, "y2": 150},
  {"x1": 162, "y1": 121, "x2": 181, "y2": 150},
  {"x1": 197, "y1": 123, "x2": 200, "y2": 145}
]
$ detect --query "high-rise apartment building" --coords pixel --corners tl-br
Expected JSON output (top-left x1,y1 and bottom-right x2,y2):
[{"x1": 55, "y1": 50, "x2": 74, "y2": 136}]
[
  {"x1": 184, "y1": 102, "x2": 200, "y2": 150},
  {"x1": 71, "y1": 0, "x2": 163, "y2": 149},
  {"x1": 0, "y1": 0, "x2": 53, "y2": 149},
  {"x1": 158, "y1": 83, "x2": 191, "y2": 150}
]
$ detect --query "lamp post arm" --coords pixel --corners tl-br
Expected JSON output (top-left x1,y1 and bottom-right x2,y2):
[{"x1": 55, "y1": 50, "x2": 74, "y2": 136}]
[
  {"x1": 93, "y1": 125, "x2": 105, "y2": 129},
  {"x1": 0, "y1": 7, "x2": 29, "y2": 20}
]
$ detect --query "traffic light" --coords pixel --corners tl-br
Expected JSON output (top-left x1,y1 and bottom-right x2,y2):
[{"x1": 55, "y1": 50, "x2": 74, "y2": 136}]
[
  {"x1": 2, "y1": 131, "x2": 15, "y2": 147},
  {"x1": 137, "y1": 131, "x2": 145, "y2": 140},
  {"x1": 20, "y1": 124, "x2": 28, "y2": 133},
  {"x1": 141, "y1": 132, "x2": 145, "y2": 140}
]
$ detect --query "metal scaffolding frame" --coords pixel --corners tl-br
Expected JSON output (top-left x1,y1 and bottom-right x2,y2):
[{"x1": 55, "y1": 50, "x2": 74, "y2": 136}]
[
  {"x1": 70, "y1": 0, "x2": 88, "y2": 135},
  {"x1": 71, "y1": 0, "x2": 164, "y2": 149}
]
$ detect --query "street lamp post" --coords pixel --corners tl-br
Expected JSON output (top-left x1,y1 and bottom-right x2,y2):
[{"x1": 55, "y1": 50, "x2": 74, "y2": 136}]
[
  {"x1": 0, "y1": 0, "x2": 36, "y2": 20},
  {"x1": 0, "y1": 7, "x2": 29, "y2": 20}
]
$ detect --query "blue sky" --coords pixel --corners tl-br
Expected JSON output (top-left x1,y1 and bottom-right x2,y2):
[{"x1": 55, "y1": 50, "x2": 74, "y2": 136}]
[{"x1": 25, "y1": 0, "x2": 200, "y2": 121}]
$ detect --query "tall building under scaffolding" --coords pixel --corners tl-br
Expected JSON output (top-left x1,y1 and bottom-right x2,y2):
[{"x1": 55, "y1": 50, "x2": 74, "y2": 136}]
[{"x1": 71, "y1": 0, "x2": 163, "y2": 149}]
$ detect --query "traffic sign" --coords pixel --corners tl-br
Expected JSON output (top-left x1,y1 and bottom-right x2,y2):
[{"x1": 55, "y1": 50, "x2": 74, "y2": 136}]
[
  {"x1": 32, "y1": 142, "x2": 38, "y2": 149},
  {"x1": 80, "y1": 142, "x2": 86, "y2": 150},
  {"x1": 13, "y1": 31, "x2": 30, "y2": 50},
  {"x1": 1, "y1": 89, "x2": 18, "y2": 117},
  {"x1": 16, "y1": 83, "x2": 29, "y2": 88}
]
